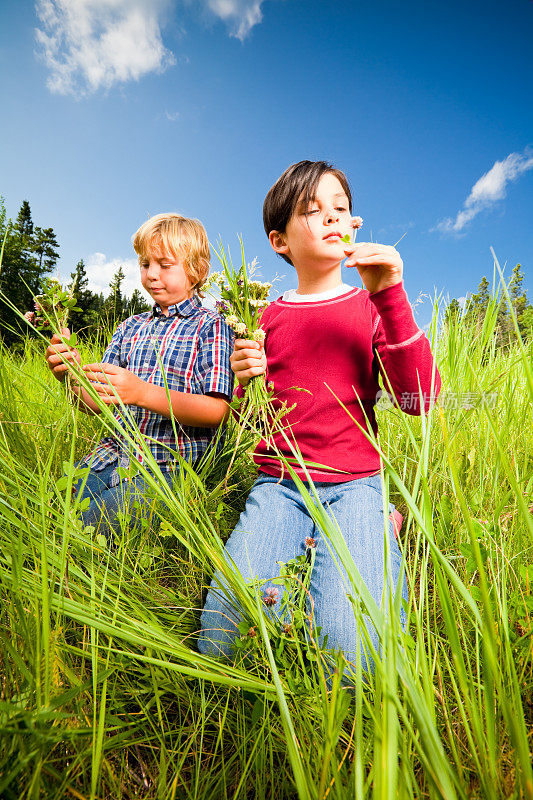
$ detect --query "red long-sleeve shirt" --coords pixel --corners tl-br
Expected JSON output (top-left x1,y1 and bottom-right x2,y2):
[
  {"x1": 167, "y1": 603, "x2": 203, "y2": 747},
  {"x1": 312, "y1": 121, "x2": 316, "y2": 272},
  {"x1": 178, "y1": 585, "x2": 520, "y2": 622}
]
[{"x1": 247, "y1": 281, "x2": 441, "y2": 482}]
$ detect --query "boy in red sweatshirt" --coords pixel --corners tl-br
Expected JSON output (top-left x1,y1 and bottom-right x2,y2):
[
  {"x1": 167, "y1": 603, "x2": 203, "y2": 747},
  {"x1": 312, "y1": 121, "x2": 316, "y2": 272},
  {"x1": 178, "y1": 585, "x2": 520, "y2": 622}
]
[{"x1": 199, "y1": 160, "x2": 441, "y2": 673}]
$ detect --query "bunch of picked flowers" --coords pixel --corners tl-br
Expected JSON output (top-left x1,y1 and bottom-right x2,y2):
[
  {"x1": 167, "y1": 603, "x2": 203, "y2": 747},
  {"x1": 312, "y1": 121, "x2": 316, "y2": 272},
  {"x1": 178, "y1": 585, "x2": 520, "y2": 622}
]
[
  {"x1": 205, "y1": 242, "x2": 282, "y2": 436},
  {"x1": 24, "y1": 277, "x2": 80, "y2": 342}
]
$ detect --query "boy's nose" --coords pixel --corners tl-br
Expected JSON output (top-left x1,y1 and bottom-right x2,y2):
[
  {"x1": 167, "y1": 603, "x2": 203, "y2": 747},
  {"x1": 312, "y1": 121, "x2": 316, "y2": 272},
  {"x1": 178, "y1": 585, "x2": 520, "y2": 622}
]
[
  {"x1": 325, "y1": 209, "x2": 339, "y2": 223},
  {"x1": 146, "y1": 262, "x2": 160, "y2": 279}
]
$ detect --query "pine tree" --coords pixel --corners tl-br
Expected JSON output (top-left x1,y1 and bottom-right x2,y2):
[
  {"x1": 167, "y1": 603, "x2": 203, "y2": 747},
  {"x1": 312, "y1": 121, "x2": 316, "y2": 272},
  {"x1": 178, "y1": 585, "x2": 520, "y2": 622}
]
[
  {"x1": 128, "y1": 289, "x2": 150, "y2": 317},
  {"x1": 464, "y1": 276, "x2": 489, "y2": 326},
  {"x1": 68, "y1": 259, "x2": 103, "y2": 336},
  {"x1": 444, "y1": 298, "x2": 461, "y2": 326},
  {"x1": 460, "y1": 267, "x2": 532, "y2": 348},
  {"x1": 14, "y1": 200, "x2": 33, "y2": 240},
  {"x1": 104, "y1": 266, "x2": 126, "y2": 324},
  {"x1": 33, "y1": 227, "x2": 60, "y2": 271},
  {"x1": 518, "y1": 306, "x2": 533, "y2": 339},
  {"x1": 0, "y1": 199, "x2": 54, "y2": 346},
  {"x1": 507, "y1": 263, "x2": 532, "y2": 341}
]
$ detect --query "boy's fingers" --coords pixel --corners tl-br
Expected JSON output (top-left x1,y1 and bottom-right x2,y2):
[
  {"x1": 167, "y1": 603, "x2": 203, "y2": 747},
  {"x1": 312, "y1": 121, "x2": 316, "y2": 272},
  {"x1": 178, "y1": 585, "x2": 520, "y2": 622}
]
[
  {"x1": 50, "y1": 328, "x2": 71, "y2": 345},
  {"x1": 239, "y1": 365, "x2": 267, "y2": 379},
  {"x1": 342, "y1": 243, "x2": 364, "y2": 255},
  {"x1": 51, "y1": 362, "x2": 69, "y2": 374},
  {"x1": 46, "y1": 344, "x2": 65, "y2": 358},
  {"x1": 346, "y1": 254, "x2": 400, "y2": 267},
  {"x1": 89, "y1": 382, "x2": 116, "y2": 394},
  {"x1": 234, "y1": 338, "x2": 259, "y2": 350},
  {"x1": 91, "y1": 392, "x2": 118, "y2": 404},
  {"x1": 46, "y1": 349, "x2": 79, "y2": 365},
  {"x1": 83, "y1": 363, "x2": 118, "y2": 374},
  {"x1": 232, "y1": 347, "x2": 263, "y2": 361},
  {"x1": 85, "y1": 370, "x2": 117, "y2": 385},
  {"x1": 345, "y1": 243, "x2": 397, "y2": 256}
]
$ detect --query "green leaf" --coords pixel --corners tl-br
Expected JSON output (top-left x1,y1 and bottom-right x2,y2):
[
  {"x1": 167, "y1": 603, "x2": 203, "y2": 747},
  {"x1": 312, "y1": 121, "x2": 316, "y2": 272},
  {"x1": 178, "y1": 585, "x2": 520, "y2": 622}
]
[
  {"x1": 251, "y1": 697, "x2": 265, "y2": 726},
  {"x1": 56, "y1": 475, "x2": 69, "y2": 491}
]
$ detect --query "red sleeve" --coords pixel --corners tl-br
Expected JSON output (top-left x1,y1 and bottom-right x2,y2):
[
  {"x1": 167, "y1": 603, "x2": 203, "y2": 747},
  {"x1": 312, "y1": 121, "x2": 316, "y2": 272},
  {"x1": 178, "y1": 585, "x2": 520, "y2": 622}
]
[{"x1": 370, "y1": 282, "x2": 441, "y2": 415}]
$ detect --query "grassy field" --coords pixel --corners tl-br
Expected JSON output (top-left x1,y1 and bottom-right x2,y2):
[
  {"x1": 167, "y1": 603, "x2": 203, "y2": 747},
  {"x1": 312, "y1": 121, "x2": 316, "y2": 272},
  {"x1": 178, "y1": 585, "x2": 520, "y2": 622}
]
[{"x1": 0, "y1": 284, "x2": 532, "y2": 799}]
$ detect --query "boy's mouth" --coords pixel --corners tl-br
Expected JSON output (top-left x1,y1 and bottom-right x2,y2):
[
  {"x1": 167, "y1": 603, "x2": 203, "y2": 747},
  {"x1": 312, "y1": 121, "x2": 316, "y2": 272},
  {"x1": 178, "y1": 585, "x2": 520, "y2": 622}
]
[{"x1": 323, "y1": 232, "x2": 342, "y2": 240}]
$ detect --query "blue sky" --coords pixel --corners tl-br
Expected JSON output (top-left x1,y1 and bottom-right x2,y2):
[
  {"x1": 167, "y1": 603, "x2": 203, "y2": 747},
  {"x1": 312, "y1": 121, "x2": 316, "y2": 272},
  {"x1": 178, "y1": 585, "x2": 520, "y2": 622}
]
[{"x1": 0, "y1": 0, "x2": 531, "y2": 324}]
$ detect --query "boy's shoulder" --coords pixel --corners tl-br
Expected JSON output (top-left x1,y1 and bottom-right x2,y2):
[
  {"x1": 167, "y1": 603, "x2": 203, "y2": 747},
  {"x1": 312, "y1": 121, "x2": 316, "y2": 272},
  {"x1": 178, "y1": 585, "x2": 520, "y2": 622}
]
[
  {"x1": 115, "y1": 301, "x2": 230, "y2": 334},
  {"x1": 190, "y1": 302, "x2": 233, "y2": 338}
]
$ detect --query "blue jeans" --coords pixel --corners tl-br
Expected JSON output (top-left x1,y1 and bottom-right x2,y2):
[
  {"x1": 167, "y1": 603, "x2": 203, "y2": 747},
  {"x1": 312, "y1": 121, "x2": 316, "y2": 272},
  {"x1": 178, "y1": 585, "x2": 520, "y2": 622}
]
[
  {"x1": 198, "y1": 473, "x2": 407, "y2": 674},
  {"x1": 73, "y1": 461, "x2": 173, "y2": 537}
]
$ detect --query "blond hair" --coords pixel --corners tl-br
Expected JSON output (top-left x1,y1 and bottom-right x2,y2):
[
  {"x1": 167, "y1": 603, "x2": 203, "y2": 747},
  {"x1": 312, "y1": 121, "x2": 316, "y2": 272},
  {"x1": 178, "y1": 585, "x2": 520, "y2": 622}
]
[{"x1": 132, "y1": 213, "x2": 210, "y2": 297}]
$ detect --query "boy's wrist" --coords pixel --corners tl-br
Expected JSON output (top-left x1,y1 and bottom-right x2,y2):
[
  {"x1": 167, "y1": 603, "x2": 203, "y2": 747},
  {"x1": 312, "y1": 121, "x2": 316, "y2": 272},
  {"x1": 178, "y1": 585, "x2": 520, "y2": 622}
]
[{"x1": 131, "y1": 376, "x2": 151, "y2": 409}]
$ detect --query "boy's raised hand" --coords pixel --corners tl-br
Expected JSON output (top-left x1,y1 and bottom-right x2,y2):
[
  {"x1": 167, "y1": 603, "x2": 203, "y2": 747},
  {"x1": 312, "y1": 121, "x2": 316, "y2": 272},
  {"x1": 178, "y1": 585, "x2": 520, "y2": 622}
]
[
  {"x1": 45, "y1": 328, "x2": 81, "y2": 381},
  {"x1": 343, "y1": 241, "x2": 403, "y2": 295},
  {"x1": 230, "y1": 339, "x2": 267, "y2": 387},
  {"x1": 83, "y1": 363, "x2": 145, "y2": 406}
]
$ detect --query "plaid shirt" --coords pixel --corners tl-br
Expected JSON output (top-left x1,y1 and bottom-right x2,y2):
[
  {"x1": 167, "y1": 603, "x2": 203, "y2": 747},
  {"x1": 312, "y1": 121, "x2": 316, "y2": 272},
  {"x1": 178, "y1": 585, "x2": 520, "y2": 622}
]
[{"x1": 80, "y1": 295, "x2": 233, "y2": 486}]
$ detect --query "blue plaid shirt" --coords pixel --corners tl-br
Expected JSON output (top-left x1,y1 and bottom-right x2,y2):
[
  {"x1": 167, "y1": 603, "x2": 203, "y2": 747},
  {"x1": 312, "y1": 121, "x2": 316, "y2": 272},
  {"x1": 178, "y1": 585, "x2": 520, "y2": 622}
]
[{"x1": 81, "y1": 295, "x2": 233, "y2": 486}]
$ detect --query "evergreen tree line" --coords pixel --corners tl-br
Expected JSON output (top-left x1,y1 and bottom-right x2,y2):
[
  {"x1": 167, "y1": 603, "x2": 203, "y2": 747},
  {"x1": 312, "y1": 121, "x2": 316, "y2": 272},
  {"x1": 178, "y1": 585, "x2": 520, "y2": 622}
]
[
  {"x1": 444, "y1": 265, "x2": 533, "y2": 347},
  {"x1": 0, "y1": 197, "x2": 150, "y2": 348}
]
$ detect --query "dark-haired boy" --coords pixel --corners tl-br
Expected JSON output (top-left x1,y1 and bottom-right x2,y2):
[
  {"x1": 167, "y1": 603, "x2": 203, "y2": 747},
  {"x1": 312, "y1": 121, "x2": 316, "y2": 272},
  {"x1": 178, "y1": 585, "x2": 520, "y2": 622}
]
[{"x1": 199, "y1": 161, "x2": 441, "y2": 673}]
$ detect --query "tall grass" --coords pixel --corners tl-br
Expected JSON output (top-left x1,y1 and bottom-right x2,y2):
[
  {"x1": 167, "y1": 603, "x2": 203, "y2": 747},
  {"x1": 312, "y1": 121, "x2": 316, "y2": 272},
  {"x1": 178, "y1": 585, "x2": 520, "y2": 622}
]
[{"x1": 0, "y1": 273, "x2": 532, "y2": 799}]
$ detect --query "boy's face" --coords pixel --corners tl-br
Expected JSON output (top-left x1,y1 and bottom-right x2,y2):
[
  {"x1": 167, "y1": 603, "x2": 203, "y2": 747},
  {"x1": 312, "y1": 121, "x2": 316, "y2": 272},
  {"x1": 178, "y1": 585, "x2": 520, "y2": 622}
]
[
  {"x1": 140, "y1": 249, "x2": 193, "y2": 314},
  {"x1": 270, "y1": 172, "x2": 354, "y2": 270}
]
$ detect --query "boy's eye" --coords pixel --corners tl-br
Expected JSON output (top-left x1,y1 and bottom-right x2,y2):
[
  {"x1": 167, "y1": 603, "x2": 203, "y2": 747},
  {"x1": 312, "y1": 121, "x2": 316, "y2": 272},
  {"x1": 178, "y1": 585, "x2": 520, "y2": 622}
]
[{"x1": 303, "y1": 208, "x2": 319, "y2": 215}]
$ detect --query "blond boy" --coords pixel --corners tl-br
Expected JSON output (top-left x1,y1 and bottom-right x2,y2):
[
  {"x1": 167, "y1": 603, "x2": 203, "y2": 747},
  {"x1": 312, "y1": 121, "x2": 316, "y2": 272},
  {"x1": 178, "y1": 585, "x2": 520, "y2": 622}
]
[{"x1": 46, "y1": 213, "x2": 233, "y2": 535}]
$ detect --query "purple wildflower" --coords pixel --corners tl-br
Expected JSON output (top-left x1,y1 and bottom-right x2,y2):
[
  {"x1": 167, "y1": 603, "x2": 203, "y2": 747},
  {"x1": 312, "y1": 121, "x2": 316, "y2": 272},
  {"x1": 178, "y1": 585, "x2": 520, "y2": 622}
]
[
  {"x1": 262, "y1": 586, "x2": 279, "y2": 607},
  {"x1": 24, "y1": 311, "x2": 36, "y2": 324}
]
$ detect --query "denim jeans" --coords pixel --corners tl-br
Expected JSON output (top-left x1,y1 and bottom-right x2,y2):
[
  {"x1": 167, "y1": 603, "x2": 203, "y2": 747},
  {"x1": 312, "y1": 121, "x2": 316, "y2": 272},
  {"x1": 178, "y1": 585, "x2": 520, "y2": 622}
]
[
  {"x1": 198, "y1": 473, "x2": 407, "y2": 674},
  {"x1": 73, "y1": 461, "x2": 173, "y2": 538}
]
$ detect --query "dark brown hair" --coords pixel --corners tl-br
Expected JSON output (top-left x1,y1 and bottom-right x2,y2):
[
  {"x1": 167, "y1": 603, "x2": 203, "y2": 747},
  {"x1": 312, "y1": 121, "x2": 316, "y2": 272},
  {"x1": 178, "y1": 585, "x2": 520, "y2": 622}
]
[{"x1": 263, "y1": 160, "x2": 353, "y2": 265}]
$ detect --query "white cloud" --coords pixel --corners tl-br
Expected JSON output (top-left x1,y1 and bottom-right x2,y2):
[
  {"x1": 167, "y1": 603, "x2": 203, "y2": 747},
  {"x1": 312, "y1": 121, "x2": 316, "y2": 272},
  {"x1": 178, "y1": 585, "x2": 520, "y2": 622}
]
[
  {"x1": 434, "y1": 148, "x2": 533, "y2": 234},
  {"x1": 202, "y1": 0, "x2": 264, "y2": 40},
  {"x1": 164, "y1": 110, "x2": 180, "y2": 121},
  {"x1": 85, "y1": 252, "x2": 152, "y2": 303},
  {"x1": 35, "y1": 0, "x2": 175, "y2": 97},
  {"x1": 35, "y1": 0, "x2": 268, "y2": 96}
]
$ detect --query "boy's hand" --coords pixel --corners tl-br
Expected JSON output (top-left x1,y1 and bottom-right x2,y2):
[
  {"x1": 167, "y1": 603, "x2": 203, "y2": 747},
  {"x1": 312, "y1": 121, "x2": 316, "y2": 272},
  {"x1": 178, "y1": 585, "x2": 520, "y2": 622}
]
[
  {"x1": 343, "y1": 242, "x2": 403, "y2": 294},
  {"x1": 45, "y1": 327, "x2": 81, "y2": 381},
  {"x1": 83, "y1": 363, "x2": 145, "y2": 406},
  {"x1": 230, "y1": 339, "x2": 267, "y2": 387}
]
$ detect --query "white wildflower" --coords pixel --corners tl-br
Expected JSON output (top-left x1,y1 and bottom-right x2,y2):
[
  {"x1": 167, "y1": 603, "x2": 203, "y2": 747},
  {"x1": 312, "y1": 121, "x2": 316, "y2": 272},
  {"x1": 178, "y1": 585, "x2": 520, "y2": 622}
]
[
  {"x1": 253, "y1": 328, "x2": 266, "y2": 345},
  {"x1": 226, "y1": 314, "x2": 239, "y2": 329},
  {"x1": 235, "y1": 322, "x2": 248, "y2": 335}
]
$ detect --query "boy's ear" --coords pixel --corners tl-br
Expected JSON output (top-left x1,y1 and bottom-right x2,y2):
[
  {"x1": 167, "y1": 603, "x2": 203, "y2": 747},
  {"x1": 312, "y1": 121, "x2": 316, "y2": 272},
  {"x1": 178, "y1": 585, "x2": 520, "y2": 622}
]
[{"x1": 268, "y1": 230, "x2": 289, "y2": 256}]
